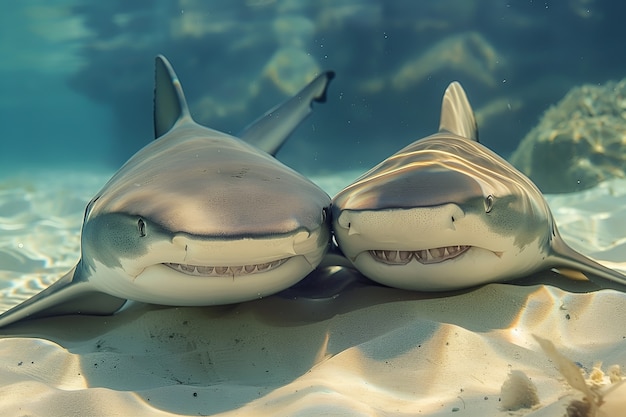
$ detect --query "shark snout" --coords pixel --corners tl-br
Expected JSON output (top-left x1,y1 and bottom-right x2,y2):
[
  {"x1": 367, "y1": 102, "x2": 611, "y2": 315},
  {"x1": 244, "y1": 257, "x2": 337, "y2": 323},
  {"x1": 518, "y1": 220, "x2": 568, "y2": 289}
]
[
  {"x1": 171, "y1": 233, "x2": 313, "y2": 266},
  {"x1": 332, "y1": 203, "x2": 472, "y2": 262},
  {"x1": 337, "y1": 203, "x2": 465, "y2": 237}
]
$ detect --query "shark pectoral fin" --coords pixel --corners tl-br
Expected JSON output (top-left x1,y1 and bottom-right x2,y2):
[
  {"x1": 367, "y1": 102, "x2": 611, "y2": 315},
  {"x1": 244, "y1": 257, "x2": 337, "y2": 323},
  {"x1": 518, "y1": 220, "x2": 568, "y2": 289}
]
[
  {"x1": 0, "y1": 267, "x2": 126, "y2": 328},
  {"x1": 239, "y1": 71, "x2": 335, "y2": 156},
  {"x1": 550, "y1": 237, "x2": 626, "y2": 291},
  {"x1": 438, "y1": 81, "x2": 479, "y2": 142},
  {"x1": 318, "y1": 243, "x2": 355, "y2": 270},
  {"x1": 154, "y1": 55, "x2": 192, "y2": 139}
]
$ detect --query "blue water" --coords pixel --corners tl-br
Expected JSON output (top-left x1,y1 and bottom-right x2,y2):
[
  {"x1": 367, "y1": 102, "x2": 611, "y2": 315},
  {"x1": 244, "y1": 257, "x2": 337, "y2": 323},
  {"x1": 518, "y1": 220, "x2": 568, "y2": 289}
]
[{"x1": 1, "y1": 1, "x2": 625, "y2": 176}]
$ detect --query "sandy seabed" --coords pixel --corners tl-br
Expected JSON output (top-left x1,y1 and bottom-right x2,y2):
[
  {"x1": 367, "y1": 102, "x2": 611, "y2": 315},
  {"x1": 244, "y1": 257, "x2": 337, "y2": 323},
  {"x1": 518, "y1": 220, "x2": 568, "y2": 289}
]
[{"x1": 1, "y1": 169, "x2": 626, "y2": 417}]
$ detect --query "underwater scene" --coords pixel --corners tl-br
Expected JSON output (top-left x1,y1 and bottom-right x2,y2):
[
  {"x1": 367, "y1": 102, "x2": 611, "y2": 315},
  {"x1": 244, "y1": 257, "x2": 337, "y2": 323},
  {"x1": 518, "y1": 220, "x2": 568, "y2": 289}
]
[{"x1": 2, "y1": 1, "x2": 626, "y2": 416}]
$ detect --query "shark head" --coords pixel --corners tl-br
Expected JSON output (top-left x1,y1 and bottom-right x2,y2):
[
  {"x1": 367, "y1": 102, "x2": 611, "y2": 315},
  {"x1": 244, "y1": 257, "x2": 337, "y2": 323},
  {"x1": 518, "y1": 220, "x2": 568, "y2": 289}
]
[
  {"x1": 79, "y1": 125, "x2": 331, "y2": 305},
  {"x1": 332, "y1": 82, "x2": 626, "y2": 291},
  {"x1": 0, "y1": 55, "x2": 334, "y2": 327},
  {"x1": 77, "y1": 56, "x2": 334, "y2": 306}
]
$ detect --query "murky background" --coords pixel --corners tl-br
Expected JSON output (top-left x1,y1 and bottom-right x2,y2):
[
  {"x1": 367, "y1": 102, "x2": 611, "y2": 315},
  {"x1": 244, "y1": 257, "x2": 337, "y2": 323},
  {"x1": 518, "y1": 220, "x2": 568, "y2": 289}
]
[{"x1": 2, "y1": 1, "x2": 626, "y2": 188}]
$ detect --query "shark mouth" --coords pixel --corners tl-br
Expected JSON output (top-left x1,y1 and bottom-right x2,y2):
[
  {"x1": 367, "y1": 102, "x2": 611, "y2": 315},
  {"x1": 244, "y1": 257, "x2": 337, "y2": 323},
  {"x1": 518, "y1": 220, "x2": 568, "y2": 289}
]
[
  {"x1": 368, "y1": 245, "x2": 471, "y2": 265},
  {"x1": 163, "y1": 258, "x2": 290, "y2": 277}
]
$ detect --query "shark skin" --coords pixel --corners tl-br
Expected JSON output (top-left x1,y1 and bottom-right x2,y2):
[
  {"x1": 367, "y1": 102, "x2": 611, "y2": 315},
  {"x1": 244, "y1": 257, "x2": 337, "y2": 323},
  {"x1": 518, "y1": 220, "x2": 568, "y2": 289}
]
[
  {"x1": 0, "y1": 55, "x2": 334, "y2": 327},
  {"x1": 331, "y1": 82, "x2": 626, "y2": 292}
]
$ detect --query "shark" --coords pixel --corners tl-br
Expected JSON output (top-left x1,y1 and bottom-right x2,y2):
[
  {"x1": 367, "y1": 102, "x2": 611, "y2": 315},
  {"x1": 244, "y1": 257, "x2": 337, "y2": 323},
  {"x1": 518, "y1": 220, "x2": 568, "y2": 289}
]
[
  {"x1": 331, "y1": 81, "x2": 626, "y2": 292},
  {"x1": 0, "y1": 55, "x2": 334, "y2": 327}
]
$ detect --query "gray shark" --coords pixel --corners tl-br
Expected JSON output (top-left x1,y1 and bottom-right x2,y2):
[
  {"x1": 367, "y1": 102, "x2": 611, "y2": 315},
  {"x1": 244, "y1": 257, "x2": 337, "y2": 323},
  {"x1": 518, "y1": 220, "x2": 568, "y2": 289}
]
[
  {"x1": 0, "y1": 55, "x2": 334, "y2": 327},
  {"x1": 331, "y1": 82, "x2": 626, "y2": 291}
]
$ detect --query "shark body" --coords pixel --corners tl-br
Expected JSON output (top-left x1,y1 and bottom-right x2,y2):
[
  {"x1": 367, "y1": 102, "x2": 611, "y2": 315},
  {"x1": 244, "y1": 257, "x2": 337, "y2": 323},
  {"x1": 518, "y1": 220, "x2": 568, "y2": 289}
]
[
  {"x1": 0, "y1": 55, "x2": 334, "y2": 327},
  {"x1": 331, "y1": 82, "x2": 626, "y2": 291}
]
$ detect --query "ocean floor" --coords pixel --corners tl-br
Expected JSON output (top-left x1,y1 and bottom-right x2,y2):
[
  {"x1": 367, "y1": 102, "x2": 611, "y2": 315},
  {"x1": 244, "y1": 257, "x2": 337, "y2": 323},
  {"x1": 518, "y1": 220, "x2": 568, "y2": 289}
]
[{"x1": 1, "y1": 169, "x2": 626, "y2": 416}]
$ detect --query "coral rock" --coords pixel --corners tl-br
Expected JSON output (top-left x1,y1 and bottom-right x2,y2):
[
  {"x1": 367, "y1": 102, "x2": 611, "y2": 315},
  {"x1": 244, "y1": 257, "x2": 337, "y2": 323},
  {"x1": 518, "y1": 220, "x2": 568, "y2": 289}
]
[{"x1": 510, "y1": 79, "x2": 626, "y2": 193}]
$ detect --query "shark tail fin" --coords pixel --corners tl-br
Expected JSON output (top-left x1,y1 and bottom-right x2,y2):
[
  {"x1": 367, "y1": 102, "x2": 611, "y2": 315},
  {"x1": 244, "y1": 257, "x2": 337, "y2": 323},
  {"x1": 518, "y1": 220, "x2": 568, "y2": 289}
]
[
  {"x1": 0, "y1": 267, "x2": 126, "y2": 328},
  {"x1": 438, "y1": 81, "x2": 479, "y2": 142},
  {"x1": 154, "y1": 55, "x2": 193, "y2": 139},
  {"x1": 239, "y1": 71, "x2": 335, "y2": 156}
]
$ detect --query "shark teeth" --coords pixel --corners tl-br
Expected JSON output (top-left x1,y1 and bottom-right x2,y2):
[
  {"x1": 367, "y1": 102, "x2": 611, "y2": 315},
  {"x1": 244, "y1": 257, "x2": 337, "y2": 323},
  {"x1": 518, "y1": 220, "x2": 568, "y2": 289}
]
[
  {"x1": 163, "y1": 258, "x2": 289, "y2": 277},
  {"x1": 369, "y1": 245, "x2": 471, "y2": 265}
]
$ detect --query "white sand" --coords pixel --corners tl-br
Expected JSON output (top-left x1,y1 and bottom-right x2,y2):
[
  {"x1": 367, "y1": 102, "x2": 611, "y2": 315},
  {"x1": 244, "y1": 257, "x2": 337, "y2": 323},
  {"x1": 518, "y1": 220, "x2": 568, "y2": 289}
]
[{"x1": 1, "y1": 170, "x2": 626, "y2": 416}]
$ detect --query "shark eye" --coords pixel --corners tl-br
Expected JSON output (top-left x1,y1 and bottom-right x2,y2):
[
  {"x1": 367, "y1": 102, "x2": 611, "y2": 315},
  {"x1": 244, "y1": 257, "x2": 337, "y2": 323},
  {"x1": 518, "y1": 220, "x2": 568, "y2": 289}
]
[
  {"x1": 484, "y1": 195, "x2": 494, "y2": 213},
  {"x1": 137, "y1": 218, "x2": 147, "y2": 237},
  {"x1": 321, "y1": 207, "x2": 329, "y2": 223},
  {"x1": 83, "y1": 196, "x2": 99, "y2": 221}
]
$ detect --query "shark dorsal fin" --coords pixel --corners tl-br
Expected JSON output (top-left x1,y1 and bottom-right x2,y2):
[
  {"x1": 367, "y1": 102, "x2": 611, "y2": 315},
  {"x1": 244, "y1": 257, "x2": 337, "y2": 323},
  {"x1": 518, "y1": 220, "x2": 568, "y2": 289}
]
[
  {"x1": 438, "y1": 81, "x2": 479, "y2": 142},
  {"x1": 239, "y1": 71, "x2": 335, "y2": 156},
  {"x1": 154, "y1": 55, "x2": 192, "y2": 139}
]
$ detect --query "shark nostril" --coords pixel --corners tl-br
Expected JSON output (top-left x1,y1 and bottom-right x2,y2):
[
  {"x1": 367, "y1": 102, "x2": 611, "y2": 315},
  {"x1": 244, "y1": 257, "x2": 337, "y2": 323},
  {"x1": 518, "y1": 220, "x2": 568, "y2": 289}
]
[{"x1": 337, "y1": 212, "x2": 352, "y2": 230}]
